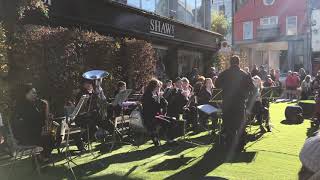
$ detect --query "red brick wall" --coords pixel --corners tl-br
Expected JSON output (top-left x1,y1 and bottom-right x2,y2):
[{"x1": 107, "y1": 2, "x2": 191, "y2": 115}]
[{"x1": 234, "y1": 0, "x2": 307, "y2": 42}]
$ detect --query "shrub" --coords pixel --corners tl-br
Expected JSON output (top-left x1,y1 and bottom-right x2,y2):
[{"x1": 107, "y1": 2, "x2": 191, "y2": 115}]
[
  {"x1": 11, "y1": 25, "x2": 120, "y2": 114},
  {"x1": 120, "y1": 39, "x2": 156, "y2": 90},
  {"x1": 0, "y1": 22, "x2": 9, "y2": 120},
  {"x1": 10, "y1": 25, "x2": 156, "y2": 115}
]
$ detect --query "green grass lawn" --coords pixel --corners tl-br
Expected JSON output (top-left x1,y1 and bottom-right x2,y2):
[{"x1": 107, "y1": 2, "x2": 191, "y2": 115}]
[{"x1": 0, "y1": 103, "x2": 316, "y2": 180}]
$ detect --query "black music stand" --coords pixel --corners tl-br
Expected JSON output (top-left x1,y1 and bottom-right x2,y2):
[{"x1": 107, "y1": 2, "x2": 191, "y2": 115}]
[
  {"x1": 60, "y1": 94, "x2": 89, "y2": 180},
  {"x1": 107, "y1": 89, "x2": 133, "y2": 152},
  {"x1": 208, "y1": 89, "x2": 224, "y2": 144},
  {"x1": 261, "y1": 86, "x2": 280, "y2": 132}
]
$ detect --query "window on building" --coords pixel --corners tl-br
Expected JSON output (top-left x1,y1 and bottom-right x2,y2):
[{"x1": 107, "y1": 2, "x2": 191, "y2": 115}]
[
  {"x1": 195, "y1": 0, "x2": 204, "y2": 27},
  {"x1": 127, "y1": 0, "x2": 141, "y2": 8},
  {"x1": 177, "y1": 0, "x2": 187, "y2": 22},
  {"x1": 260, "y1": 16, "x2": 278, "y2": 26},
  {"x1": 125, "y1": 0, "x2": 209, "y2": 29},
  {"x1": 236, "y1": 0, "x2": 248, "y2": 12},
  {"x1": 263, "y1": 0, "x2": 275, "y2": 6},
  {"x1": 243, "y1": 21, "x2": 253, "y2": 40},
  {"x1": 155, "y1": 0, "x2": 169, "y2": 17},
  {"x1": 286, "y1": 16, "x2": 298, "y2": 35},
  {"x1": 218, "y1": 4, "x2": 225, "y2": 14},
  {"x1": 178, "y1": 50, "x2": 204, "y2": 76},
  {"x1": 141, "y1": 0, "x2": 156, "y2": 12},
  {"x1": 185, "y1": 0, "x2": 196, "y2": 25}
]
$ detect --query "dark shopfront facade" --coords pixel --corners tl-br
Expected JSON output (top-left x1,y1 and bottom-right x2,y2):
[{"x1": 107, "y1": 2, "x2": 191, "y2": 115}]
[{"x1": 45, "y1": 0, "x2": 222, "y2": 79}]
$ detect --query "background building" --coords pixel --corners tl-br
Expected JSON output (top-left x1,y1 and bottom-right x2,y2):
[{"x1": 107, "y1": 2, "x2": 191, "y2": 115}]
[
  {"x1": 311, "y1": 0, "x2": 320, "y2": 73},
  {"x1": 43, "y1": 0, "x2": 221, "y2": 79},
  {"x1": 233, "y1": 0, "x2": 311, "y2": 73},
  {"x1": 211, "y1": 0, "x2": 233, "y2": 44},
  {"x1": 117, "y1": 0, "x2": 212, "y2": 30}
]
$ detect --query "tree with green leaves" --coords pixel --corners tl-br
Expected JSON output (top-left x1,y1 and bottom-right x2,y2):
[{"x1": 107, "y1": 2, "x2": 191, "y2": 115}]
[{"x1": 211, "y1": 12, "x2": 229, "y2": 36}]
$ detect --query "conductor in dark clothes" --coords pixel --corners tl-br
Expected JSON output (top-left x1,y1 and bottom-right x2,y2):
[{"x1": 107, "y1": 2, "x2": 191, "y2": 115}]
[{"x1": 215, "y1": 55, "x2": 254, "y2": 151}]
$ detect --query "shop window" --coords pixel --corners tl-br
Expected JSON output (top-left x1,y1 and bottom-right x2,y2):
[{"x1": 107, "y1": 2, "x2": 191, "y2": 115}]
[
  {"x1": 178, "y1": 50, "x2": 203, "y2": 76},
  {"x1": 154, "y1": 47, "x2": 168, "y2": 81}
]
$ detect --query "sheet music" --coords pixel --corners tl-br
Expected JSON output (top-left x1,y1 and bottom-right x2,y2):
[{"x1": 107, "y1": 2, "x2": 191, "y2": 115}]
[
  {"x1": 112, "y1": 89, "x2": 132, "y2": 106},
  {"x1": 69, "y1": 95, "x2": 89, "y2": 120},
  {"x1": 197, "y1": 104, "x2": 220, "y2": 115}
]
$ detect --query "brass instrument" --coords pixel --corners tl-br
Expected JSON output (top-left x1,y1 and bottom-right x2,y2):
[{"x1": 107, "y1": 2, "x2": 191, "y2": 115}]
[
  {"x1": 82, "y1": 70, "x2": 110, "y2": 119},
  {"x1": 40, "y1": 99, "x2": 59, "y2": 139}
]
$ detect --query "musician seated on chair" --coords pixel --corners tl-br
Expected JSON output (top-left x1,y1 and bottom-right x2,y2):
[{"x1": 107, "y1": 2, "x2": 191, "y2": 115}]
[
  {"x1": 142, "y1": 79, "x2": 171, "y2": 146},
  {"x1": 12, "y1": 83, "x2": 54, "y2": 160},
  {"x1": 165, "y1": 78, "x2": 188, "y2": 121},
  {"x1": 74, "y1": 78, "x2": 103, "y2": 139},
  {"x1": 198, "y1": 78, "x2": 215, "y2": 128}
]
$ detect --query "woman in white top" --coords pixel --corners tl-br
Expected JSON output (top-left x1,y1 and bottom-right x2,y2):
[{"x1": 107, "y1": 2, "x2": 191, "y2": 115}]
[
  {"x1": 301, "y1": 75, "x2": 312, "y2": 100},
  {"x1": 181, "y1": 77, "x2": 193, "y2": 99}
]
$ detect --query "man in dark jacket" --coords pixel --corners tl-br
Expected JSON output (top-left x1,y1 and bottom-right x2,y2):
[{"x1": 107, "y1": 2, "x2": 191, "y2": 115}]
[
  {"x1": 251, "y1": 64, "x2": 259, "y2": 77},
  {"x1": 166, "y1": 78, "x2": 188, "y2": 120},
  {"x1": 215, "y1": 55, "x2": 254, "y2": 152}
]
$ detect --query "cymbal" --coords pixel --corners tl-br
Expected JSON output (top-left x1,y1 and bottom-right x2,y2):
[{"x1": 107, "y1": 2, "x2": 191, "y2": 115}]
[{"x1": 82, "y1": 70, "x2": 109, "y2": 80}]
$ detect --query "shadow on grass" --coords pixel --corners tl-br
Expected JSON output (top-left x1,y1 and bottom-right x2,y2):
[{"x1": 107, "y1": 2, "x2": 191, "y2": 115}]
[
  {"x1": 148, "y1": 157, "x2": 194, "y2": 172},
  {"x1": 68, "y1": 140, "x2": 201, "y2": 178},
  {"x1": 84, "y1": 173, "x2": 144, "y2": 180},
  {"x1": 164, "y1": 146, "x2": 257, "y2": 180},
  {"x1": 201, "y1": 177, "x2": 229, "y2": 180},
  {"x1": 43, "y1": 165, "x2": 144, "y2": 180}
]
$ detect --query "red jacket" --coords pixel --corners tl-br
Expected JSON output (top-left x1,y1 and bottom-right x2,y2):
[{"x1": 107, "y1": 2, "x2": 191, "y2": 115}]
[{"x1": 286, "y1": 75, "x2": 300, "y2": 88}]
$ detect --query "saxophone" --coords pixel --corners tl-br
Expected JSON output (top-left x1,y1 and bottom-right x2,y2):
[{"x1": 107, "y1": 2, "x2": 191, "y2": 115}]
[{"x1": 40, "y1": 99, "x2": 59, "y2": 140}]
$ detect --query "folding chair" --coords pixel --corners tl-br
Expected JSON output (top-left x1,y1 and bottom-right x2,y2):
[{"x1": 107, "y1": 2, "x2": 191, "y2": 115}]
[{"x1": 6, "y1": 118, "x2": 43, "y2": 178}]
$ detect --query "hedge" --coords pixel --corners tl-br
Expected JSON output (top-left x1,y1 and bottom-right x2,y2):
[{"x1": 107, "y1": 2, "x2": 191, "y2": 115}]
[{"x1": 9, "y1": 25, "x2": 155, "y2": 115}]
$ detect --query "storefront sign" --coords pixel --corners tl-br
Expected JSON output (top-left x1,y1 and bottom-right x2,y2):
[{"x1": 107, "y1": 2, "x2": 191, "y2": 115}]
[
  {"x1": 46, "y1": 1, "x2": 220, "y2": 49},
  {"x1": 150, "y1": 19, "x2": 175, "y2": 38}
]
